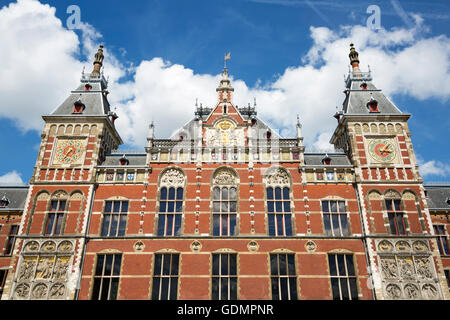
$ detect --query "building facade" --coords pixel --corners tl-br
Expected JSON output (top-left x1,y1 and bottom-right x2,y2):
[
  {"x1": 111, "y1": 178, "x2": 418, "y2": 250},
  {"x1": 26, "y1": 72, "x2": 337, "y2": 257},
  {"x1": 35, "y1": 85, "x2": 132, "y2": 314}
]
[{"x1": 0, "y1": 45, "x2": 449, "y2": 300}]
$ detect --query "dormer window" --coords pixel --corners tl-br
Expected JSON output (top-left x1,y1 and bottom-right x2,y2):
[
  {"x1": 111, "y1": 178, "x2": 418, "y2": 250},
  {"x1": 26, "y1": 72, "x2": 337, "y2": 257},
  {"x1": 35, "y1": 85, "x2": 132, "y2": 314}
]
[
  {"x1": 367, "y1": 98, "x2": 379, "y2": 113},
  {"x1": 360, "y1": 83, "x2": 368, "y2": 90},
  {"x1": 322, "y1": 154, "x2": 332, "y2": 165},
  {"x1": 119, "y1": 155, "x2": 129, "y2": 166},
  {"x1": 0, "y1": 196, "x2": 9, "y2": 208},
  {"x1": 73, "y1": 100, "x2": 85, "y2": 114},
  {"x1": 251, "y1": 118, "x2": 257, "y2": 126},
  {"x1": 108, "y1": 111, "x2": 118, "y2": 124},
  {"x1": 223, "y1": 106, "x2": 227, "y2": 114},
  {"x1": 179, "y1": 135, "x2": 184, "y2": 141},
  {"x1": 266, "y1": 130, "x2": 272, "y2": 140},
  {"x1": 84, "y1": 84, "x2": 92, "y2": 91},
  {"x1": 446, "y1": 198, "x2": 450, "y2": 206}
]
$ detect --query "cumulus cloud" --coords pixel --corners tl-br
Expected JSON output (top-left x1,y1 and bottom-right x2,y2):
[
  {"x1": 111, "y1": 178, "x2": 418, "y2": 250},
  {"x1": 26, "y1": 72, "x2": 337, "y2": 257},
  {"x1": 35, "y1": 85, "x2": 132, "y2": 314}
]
[
  {"x1": 1, "y1": 0, "x2": 450, "y2": 162},
  {"x1": 0, "y1": 171, "x2": 25, "y2": 185},
  {"x1": 418, "y1": 159, "x2": 450, "y2": 178}
]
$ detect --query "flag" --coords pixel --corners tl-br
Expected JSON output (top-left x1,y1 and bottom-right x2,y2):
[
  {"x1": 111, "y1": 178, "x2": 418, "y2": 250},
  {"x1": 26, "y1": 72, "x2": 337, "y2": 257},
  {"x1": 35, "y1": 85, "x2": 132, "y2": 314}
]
[{"x1": 224, "y1": 52, "x2": 231, "y2": 61}]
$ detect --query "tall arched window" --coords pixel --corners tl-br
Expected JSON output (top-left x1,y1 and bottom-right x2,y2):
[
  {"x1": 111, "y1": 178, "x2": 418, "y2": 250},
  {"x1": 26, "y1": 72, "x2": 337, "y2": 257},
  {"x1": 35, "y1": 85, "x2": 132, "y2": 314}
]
[
  {"x1": 157, "y1": 169, "x2": 185, "y2": 236},
  {"x1": 212, "y1": 168, "x2": 238, "y2": 236},
  {"x1": 44, "y1": 191, "x2": 68, "y2": 236},
  {"x1": 264, "y1": 168, "x2": 293, "y2": 237}
]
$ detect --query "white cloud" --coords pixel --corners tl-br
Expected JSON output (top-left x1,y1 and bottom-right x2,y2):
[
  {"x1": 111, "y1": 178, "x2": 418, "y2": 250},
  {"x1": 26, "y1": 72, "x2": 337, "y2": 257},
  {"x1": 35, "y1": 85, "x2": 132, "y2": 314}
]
[
  {"x1": 0, "y1": 171, "x2": 25, "y2": 185},
  {"x1": 418, "y1": 160, "x2": 450, "y2": 178},
  {"x1": 1, "y1": 0, "x2": 450, "y2": 162}
]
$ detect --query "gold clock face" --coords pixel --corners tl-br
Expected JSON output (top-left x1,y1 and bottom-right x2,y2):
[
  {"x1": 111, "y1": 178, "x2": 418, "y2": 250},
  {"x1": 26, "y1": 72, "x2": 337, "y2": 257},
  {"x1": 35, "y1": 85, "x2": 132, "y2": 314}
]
[
  {"x1": 368, "y1": 138, "x2": 397, "y2": 163},
  {"x1": 53, "y1": 139, "x2": 85, "y2": 165}
]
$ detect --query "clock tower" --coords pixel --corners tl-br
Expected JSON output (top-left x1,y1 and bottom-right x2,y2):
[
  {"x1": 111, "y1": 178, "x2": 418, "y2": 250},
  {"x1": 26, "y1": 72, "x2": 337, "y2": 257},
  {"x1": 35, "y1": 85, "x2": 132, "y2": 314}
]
[
  {"x1": 330, "y1": 45, "x2": 448, "y2": 300},
  {"x1": 2, "y1": 46, "x2": 123, "y2": 301}
]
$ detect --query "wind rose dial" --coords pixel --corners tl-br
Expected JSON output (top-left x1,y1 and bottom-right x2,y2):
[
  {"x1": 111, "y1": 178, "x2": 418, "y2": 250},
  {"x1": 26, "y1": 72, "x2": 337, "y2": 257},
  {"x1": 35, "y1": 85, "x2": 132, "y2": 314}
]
[
  {"x1": 368, "y1": 138, "x2": 397, "y2": 163},
  {"x1": 53, "y1": 139, "x2": 85, "y2": 165}
]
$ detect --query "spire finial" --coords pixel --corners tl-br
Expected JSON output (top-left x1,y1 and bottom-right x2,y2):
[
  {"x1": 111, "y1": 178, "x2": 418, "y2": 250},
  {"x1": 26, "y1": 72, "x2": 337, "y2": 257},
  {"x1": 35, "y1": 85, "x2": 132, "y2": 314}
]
[
  {"x1": 349, "y1": 43, "x2": 360, "y2": 71},
  {"x1": 224, "y1": 52, "x2": 231, "y2": 68},
  {"x1": 91, "y1": 45, "x2": 104, "y2": 76}
]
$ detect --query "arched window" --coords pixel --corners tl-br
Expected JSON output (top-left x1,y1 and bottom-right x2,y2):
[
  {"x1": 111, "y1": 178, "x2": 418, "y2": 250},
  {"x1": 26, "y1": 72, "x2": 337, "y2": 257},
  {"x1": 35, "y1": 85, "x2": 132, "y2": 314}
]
[
  {"x1": 157, "y1": 169, "x2": 185, "y2": 236},
  {"x1": 44, "y1": 191, "x2": 68, "y2": 236},
  {"x1": 211, "y1": 168, "x2": 238, "y2": 236},
  {"x1": 264, "y1": 168, "x2": 293, "y2": 237}
]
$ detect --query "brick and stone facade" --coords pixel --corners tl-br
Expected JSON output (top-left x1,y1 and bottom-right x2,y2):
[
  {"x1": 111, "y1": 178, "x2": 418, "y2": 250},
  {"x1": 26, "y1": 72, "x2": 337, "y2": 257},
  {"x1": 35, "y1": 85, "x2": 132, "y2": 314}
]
[{"x1": 1, "y1": 45, "x2": 448, "y2": 300}]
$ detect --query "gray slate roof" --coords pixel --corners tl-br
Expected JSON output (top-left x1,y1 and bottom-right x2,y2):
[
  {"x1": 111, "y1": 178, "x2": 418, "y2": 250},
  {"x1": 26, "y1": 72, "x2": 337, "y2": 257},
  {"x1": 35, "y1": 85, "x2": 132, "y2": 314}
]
[
  {"x1": 50, "y1": 75, "x2": 111, "y2": 116},
  {"x1": 101, "y1": 154, "x2": 147, "y2": 166},
  {"x1": 304, "y1": 153, "x2": 352, "y2": 166},
  {"x1": 343, "y1": 75, "x2": 402, "y2": 115},
  {"x1": 424, "y1": 185, "x2": 450, "y2": 211},
  {"x1": 0, "y1": 186, "x2": 29, "y2": 211}
]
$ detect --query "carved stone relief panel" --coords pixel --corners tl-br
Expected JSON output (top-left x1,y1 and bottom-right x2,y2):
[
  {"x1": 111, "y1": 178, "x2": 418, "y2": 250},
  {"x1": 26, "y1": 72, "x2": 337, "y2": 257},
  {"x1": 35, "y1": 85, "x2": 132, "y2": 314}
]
[
  {"x1": 213, "y1": 168, "x2": 237, "y2": 185},
  {"x1": 264, "y1": 168, "x2": 290, "y2": 186},
  {"x1": 12, "y1": 239, "x2": 75, "y2": 300},
  {"x1": 376, "y1": 239, "x2": 441, "y2": 300},
  {"x1": 160, "y1": 168, "x2": 185, "y2": 187}
]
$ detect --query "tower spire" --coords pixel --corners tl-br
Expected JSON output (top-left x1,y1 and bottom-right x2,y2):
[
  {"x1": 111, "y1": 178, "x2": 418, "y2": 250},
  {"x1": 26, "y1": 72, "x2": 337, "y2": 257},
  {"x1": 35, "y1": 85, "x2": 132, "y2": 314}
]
[
  {"x1": 91, "y1": 45, "x2": 104, "y2": 77},
  {"x1": 349, "y1": 43, "x2": 360, "y2": 72}
]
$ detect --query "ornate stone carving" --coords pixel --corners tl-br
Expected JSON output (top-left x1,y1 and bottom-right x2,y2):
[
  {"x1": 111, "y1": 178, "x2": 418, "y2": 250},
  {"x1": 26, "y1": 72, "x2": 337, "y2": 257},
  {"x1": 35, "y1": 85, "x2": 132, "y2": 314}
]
[
  {"x1": 404, "y1": 283, "x2": 419, "y2": 299},
  {"x1": 395, "y1": 240, "x2": 410, "y2": 252},
  {"x1": 41, "y1": 241, "x2": 56, "y2": 252},
  {"x1": 398, "y1": 257, "x2": 415, "y2": 280},
  {"x1": 52, "y1": 257, "x2": 69, "y2": 281},
  {"x1": 18, "y1": 257, "x2": 37, "y2": 282},
  {"x1": 160, "y1": 169, "x2": 185, "y2": 187},
  {"x1": 49, "y1": 283, "x2": 66, "y2": 299},
  {"x1": 31, "y1": 283, "x2": 47, "y2": 299},
  {"x1": 412, "y1": 240, "x2": 427, "y2": 252},
  {"x1": 247, "y1": 241, "x2": 259, "y2": 252},
  {"x1": 24, "y1": 241, "x2": 39, "y2": 252},
  {"x1": 134, "y1": 241, "x2": 145, "y2": 252},
  {"x1": 378, "y1": 240, "x2": 393, "y2": 252},
  {"x1": 36, "y1": 257, "x2": 54, "y2": 279},
  {"x1": 14, "y1": 283, "x2": 30, "y2": 300},
  {"x1": 213, "y1": 169, "x2": 236, "y2": 185},
  {"x1": 415, "y1": 257, "x2": 433, "y2": 279},
  {"x1": 264, "y1": 168, "x2": 290, "y2": 186},
  {"x1": 422, "y1": 284, "x2": 438, "y2": 300},
  {"x1": 385, "y1": 283, "x2": 402, "y2": 299},
  {"x1": 305, "y1": 241, "x2": 317, "y2": 253},
  {"x1": 57, "y1": 241, "x2": 73, "y2": 252},
  {"x1": 380, "y1": 257, "x2": 398, "y2": 279},
  {"x1": 190, "y1": 240, "x2": 202, "y2": 252}
]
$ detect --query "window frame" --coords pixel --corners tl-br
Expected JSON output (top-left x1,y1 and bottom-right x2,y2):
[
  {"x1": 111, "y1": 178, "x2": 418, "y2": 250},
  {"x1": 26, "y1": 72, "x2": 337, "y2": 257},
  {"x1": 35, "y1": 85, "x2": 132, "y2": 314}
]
[
  {"x1": 4, "y1": 225, "x2": 19, "y2": 256},
  {"x1": 269, "y1": 253, "x2": 298, "y2": 300},
  {"x1": 91, "y1": 253, "x2": 123, "y2": 300},
  {"x1": 321, "y1": 199, "x2": 350, "y2": 237},
  {"x1": 212, "y1": 185, "x2": 238, "y2": 237},
  {"x1": 151, "y1": 253, "x2": 180, "y2": 300},
  {"x1": 100, "y1": 200, "x2": 129, "y2": 237},
  {"x1": 433, "y1": 225, "x2": 449, "y2": 256},
  {"x1": 44, "y1": 199, "x2": 67, "y2": 236},
  {"x1": 157, "y1": 186, "x2": 184, "y2": 237},
  {"x1": 327, "y1": 253, "x2": 359, "y2": 300},
  {"x1": 0, "y1": 269, "x2": 7, "y2": 298},
  {"x1": 385, "y1": 199, "x2": 407, "y2": 236},
  {"x1": 266, "y1": 186, "x2": 293, "y2": 237},
  {"x1": 211, "y1": 253, "x2": 238, "y2": 300}
]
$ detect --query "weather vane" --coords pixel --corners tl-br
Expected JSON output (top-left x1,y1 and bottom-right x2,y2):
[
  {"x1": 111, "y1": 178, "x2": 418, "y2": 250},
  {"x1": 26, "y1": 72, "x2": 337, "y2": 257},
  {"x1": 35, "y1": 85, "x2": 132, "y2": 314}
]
[{"x1": 224, "y1": 52, "x2": 231, "y2": 68}]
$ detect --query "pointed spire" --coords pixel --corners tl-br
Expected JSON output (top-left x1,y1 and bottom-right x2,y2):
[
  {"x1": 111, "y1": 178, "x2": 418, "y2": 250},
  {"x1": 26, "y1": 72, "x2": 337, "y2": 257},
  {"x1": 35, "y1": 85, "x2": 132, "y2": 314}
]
[
  {"x1": 349, "y1": 43, "x2": 360, "y2": 72},
  {"x1": 91, "y1": 45, "x2": 104, "y2": 77}
]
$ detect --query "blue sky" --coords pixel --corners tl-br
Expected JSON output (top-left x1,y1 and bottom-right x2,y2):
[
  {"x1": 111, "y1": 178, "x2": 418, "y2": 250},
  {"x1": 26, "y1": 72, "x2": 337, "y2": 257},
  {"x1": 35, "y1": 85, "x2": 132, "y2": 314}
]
[{"x1": 0, "y1": 0, "x2": 449, "y2": 184}]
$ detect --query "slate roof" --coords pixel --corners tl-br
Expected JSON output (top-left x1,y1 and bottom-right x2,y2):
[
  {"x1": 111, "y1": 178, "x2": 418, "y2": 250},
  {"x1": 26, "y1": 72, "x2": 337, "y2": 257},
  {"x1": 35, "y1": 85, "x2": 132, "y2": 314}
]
[
  {"x1": 342, "y1": 73, "x2": 403, "y2": 115},
  {"x1": 0, "y1": 186, "x2": 29, "y2": 211},
  {"x1": 304, "y1": 153, "x2": 352, "y2": 166},
  {"x1": 101, "y1": 153, "x2": 147, "y2": 167},
  {"x1": 49, "y1": 74, "x2": 111, "y2": 116},
  {"x1": 424, "y1": 185, "x2": 450, "y2": 211}
]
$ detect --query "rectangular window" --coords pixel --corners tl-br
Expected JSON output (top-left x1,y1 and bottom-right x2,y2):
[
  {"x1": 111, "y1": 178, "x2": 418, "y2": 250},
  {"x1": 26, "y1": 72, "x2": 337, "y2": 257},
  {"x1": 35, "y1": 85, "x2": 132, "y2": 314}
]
[
  {"x1": 445, "y1": 270, "x2": 450, "y2": 288},
  {"x1": 152, "y1": 253, "x2": 179, "y2": 300},
  {"x1": 386, "y1": 199, "x2": 406, "y2": 235},
  {"x1": 322, "y1": 200, "x2": 349, "y2": 236},
  {"x1": 4, "y1": 225, "x2": 19, "y2": 255},
  {"x1": 328, "y1": 254, "x2": 358, "y2": 300},
  {"x1": 212, "y1": 187, "x2": 237, "y2": 236},
  {"x1": 270, "y1": 253, "x2": 297, "y2": 300},
  {"x1": 91, "y1": 254, "x2": 122, "y2": 300},
  {"x1": 101, "y1": 201, "x2": 128, "y2": 237},
  {"x1": 0, "y1": 269, "x2": 7, "y2": 298},
  {"x1": 267, "y1": 187, "x2": 292, "y2": 236},
  {"x1": 434, "y1": 225, "x2": 449, "y2": 255},
  {"x1": 157, "y1": 214, "x2": 182, "y2": 236},
  {"x1": 212, "y1": 253, "x2": 237, "y2": 300},
  {"x1": 44, "y1": 200, "x2": 66, "y2": 236}
]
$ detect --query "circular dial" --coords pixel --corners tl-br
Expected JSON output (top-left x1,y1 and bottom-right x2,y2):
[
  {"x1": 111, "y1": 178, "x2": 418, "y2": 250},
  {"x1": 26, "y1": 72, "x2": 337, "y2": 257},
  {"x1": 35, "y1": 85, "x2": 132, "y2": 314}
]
[
  {"x1": 54, "y1": 140, "x2": 84, "y2": 164},
  {"x1": 368, "y1": 139, "x2": 396, "y2": 163}
]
